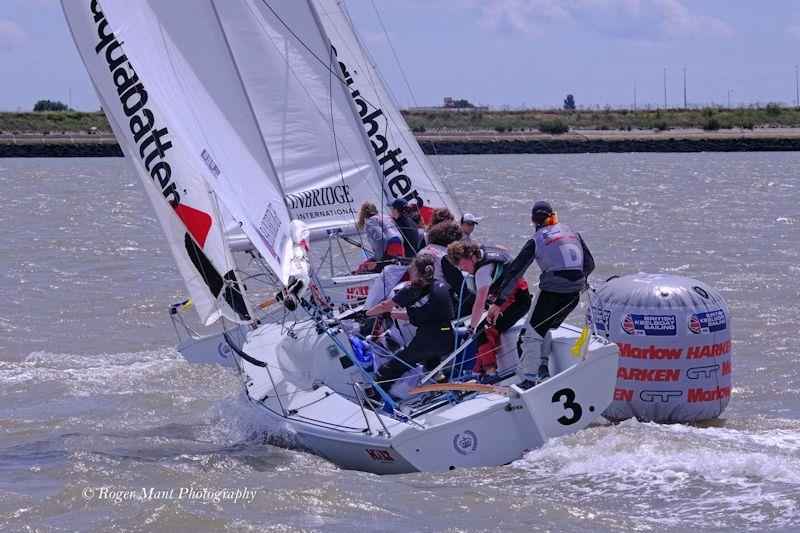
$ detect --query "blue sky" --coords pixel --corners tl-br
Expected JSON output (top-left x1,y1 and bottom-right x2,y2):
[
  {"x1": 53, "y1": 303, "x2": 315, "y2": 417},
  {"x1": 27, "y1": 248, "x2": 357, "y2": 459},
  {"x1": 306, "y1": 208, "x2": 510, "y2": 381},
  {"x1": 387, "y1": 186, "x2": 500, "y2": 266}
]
[{"x1": 2, "y1": 0, "x2": 799, "y2": 111}]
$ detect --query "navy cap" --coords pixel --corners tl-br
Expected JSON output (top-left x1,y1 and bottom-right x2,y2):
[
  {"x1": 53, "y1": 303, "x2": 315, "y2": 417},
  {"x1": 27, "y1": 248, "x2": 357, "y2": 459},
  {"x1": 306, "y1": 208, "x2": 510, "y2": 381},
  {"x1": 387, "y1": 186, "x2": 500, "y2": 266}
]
[
  {"x1": 532, "y1": 200, "x2": 553, "y2": 216},
  {"x1": 389, "y1": 198, "x2": 408, "y2": 211}
]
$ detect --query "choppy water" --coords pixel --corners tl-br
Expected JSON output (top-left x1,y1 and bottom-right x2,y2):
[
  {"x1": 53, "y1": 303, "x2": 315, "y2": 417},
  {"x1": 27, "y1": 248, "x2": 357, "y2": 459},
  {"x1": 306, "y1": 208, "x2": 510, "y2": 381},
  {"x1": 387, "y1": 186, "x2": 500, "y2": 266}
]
[{"x1": 0, "y1": 154, "x2": 798, "y2": 531}]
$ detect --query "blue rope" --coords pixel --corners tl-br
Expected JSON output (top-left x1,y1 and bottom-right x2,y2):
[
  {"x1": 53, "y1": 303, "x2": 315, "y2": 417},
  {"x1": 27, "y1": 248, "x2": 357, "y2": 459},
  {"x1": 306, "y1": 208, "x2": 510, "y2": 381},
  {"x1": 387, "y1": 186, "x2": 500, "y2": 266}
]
[
  {"x1": 298, "y1": 296, "x2": 417, "y2": 374},
  {"x1": 298, "y1": 300, "x2": 398, "y2": 409},
  {"x1": 450, "y1": 275, "x2": 470, "y2": 382}
]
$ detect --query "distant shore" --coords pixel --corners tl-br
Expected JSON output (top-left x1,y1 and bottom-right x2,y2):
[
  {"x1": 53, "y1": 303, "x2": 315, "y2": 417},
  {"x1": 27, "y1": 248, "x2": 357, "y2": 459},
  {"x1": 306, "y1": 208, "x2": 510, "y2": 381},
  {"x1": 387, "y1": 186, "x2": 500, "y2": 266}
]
[
  {"x1": 4, "y1": 129, "x2": 800, "y2": 157},
  {"x1": 4, "y1": 109, "x2": 800, "y2": 156}
]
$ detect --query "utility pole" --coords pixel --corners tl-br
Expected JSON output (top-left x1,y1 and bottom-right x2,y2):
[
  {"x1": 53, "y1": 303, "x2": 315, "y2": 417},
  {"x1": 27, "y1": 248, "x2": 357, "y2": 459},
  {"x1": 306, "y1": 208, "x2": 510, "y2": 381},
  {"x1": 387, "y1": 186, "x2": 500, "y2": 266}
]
[
  {"x1": 633, "y1": 72, "x2": 637, "y2": 111},
  {"x1": 69, "y1": 89, "x2": 72, "y2": 111},
  {"x1": 683, "y1": 66, "x2": 687, "y2": 109},
  {"x1": 727, "y1": 90, "x2": 733, "y2": 108},
  {"x1": 795, "y1": 65, "x2": 799, "y2": 107},
  {"x1": 663, "y1": 67, "x2": 667, "y2": 109}
]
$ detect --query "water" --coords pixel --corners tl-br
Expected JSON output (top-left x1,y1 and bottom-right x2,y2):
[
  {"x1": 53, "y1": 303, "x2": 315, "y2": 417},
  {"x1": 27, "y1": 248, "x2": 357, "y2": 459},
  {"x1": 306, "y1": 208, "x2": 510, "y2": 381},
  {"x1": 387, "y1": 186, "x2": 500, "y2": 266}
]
[{"x1": 1, "y1": 154, "x2": 798, "y2": 530}]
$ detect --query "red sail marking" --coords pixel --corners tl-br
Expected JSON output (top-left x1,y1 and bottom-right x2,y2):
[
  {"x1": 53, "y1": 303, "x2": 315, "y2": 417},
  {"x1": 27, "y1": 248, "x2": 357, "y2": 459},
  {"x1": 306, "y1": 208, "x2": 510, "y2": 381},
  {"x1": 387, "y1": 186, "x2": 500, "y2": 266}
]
[
  {"x1": 418, "y1": 205, "x2": 434, "y2": 225},
  {"x1": 174, "y1": 204, "x2": 212, "y2": 248}
]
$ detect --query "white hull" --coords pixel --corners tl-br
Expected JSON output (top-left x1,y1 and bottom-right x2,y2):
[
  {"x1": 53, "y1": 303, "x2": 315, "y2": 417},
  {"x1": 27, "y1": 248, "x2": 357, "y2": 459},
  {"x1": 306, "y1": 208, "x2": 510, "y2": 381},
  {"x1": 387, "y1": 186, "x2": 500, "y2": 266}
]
[{"x1": 236, "y1": 318, "x2": 619, "y2": 474}]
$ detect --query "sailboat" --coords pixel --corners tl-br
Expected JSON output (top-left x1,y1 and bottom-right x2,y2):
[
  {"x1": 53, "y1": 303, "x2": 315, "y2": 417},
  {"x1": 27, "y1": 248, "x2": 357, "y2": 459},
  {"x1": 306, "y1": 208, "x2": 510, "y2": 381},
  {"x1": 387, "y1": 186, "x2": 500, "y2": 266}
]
[
  {"x1": 168, "y1": 0, "x2": 464, "y2": 365},
  {"x1": 63, "y1": 0, "x2": 619, "y2": 473}
]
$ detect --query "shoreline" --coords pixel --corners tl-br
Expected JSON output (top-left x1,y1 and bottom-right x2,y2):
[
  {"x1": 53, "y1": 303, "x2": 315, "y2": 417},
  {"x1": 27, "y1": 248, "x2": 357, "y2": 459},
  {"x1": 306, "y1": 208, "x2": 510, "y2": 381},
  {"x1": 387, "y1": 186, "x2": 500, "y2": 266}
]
[{"x1": 3, "y1": 129, "x2": 800, "y2": 156}]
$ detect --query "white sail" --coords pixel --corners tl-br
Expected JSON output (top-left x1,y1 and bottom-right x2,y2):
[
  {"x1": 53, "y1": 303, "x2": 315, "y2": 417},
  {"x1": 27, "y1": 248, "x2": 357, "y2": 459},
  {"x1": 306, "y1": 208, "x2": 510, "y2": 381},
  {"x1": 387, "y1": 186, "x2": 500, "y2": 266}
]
[
  {"x1": 209, "y1": 0, "x2": 392, "y2": 235},
  {"x1": 78, "y1": 0, "x2": 299, "y2": 290},
  {"x1": 61, "y1": 0, "x2": 261, "y2": 325},
  {"x1": 313, "y1": 0, "x2": 461, "y2": 221}
]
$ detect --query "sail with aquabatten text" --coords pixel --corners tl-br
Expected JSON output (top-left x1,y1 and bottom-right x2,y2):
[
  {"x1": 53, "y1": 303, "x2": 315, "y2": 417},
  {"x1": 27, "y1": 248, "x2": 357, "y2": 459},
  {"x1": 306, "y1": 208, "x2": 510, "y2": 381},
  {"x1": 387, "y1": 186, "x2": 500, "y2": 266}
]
[
  {"x1": 61, "y1": 0, "x2": 298, "y2": 323},
  {"x1": 313, "y1": 0, "x2": 462, "y2": 221}
]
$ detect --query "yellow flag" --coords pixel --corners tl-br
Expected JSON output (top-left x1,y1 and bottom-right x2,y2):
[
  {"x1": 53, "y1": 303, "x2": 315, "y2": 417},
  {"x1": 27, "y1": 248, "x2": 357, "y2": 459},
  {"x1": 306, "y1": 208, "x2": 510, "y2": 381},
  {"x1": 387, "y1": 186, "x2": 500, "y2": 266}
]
[{"x1": 571, "y1": 327, "x2": 590, "y2": 356}]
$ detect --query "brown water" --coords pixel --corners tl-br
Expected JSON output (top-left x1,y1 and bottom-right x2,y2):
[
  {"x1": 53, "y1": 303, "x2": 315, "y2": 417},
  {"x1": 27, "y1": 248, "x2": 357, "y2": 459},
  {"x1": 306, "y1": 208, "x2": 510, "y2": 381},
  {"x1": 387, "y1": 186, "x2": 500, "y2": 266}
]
[{"x1": 1, "y1": 154, "x2": 798, "y2": 530}]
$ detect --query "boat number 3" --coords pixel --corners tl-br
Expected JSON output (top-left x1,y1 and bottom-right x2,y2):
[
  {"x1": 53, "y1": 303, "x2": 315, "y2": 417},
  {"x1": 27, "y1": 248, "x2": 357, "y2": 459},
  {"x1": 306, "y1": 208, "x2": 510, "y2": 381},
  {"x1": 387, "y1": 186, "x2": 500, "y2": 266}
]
[{"x1": 551, "y1": 388, "x2": 582, "y2": 425}]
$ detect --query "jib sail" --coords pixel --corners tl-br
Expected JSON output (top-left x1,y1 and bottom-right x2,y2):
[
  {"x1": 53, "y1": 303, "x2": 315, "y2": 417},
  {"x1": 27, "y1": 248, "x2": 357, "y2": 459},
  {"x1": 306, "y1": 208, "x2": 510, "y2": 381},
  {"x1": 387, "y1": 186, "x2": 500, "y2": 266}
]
[
  {"x1": 312, "y1": 0, "x2": 461, "y2": 220},
  {"x1": 209, "y1": 0, "x2": 391, "y2": 235}
]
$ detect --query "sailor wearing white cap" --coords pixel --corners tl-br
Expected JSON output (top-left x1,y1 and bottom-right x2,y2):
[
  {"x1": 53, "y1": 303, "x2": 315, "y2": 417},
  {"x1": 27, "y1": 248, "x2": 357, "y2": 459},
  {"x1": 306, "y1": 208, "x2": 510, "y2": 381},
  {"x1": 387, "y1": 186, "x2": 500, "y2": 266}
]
[{"x1": 460, "y1": 213, "x2": 479, "y2": 244}]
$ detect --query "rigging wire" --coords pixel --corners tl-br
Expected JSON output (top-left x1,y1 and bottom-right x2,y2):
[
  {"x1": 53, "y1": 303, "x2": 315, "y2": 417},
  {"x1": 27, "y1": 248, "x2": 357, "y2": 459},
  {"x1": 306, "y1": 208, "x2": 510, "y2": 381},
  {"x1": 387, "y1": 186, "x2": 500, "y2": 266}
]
[{"x1": 369, "y1": 0, "x2": 417, "y2": 108}]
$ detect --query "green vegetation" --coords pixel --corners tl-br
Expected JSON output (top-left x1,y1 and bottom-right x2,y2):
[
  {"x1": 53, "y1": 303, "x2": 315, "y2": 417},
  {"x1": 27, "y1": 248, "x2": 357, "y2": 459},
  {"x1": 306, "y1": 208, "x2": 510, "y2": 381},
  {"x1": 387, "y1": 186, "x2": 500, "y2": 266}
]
[
  {"x1": 4, "y1": 104, "x2": 800, "y2": 136},
  {"x1": 33, "y1": 99, "x2": 69, "y2": 112},
  {"x1": 402, "y1": 105, "x2": 800, "y2": 135},
  {"x1": 563, "y1": 94, "x2": 576, "y2": 111},
  {"x1": 0, "y1": 111, "x2": 110, "y2": 134}
]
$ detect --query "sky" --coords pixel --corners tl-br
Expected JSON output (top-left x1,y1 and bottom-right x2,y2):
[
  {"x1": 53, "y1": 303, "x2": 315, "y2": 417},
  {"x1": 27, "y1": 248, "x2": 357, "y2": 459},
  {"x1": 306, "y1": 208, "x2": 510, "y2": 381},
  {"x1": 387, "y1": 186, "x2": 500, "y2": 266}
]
[{"x1": 1, "y1": 0, "x2": 800, "y2": 111}]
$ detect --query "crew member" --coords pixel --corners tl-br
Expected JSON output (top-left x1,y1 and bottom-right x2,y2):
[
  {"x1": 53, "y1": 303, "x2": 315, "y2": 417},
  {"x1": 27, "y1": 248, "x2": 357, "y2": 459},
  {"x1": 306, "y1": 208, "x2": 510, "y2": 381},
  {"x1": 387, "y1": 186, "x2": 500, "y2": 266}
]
[
  {"x1": 487, "y1": 201, "x2": 595, "y2": 386},
  {"x1": 416, "y1": 222, "x2": 475, "y2": 315},
  {"x1": 366, "y1": 255, "x2": 456, "y2": 389},
  {"x1": 447, "y1": 241, "x2": 531, "y2": 375},
  {"x1": 389, "y1": 198, "x2": 423, "y2": 257},
  {"x1": 460, "y1": 213, "x2": 479, "y2": 244},
  {"x1": 356, "y1": 202, "x2": 404, "y2": 272},
  {"x1": 428, "y1": 207, "x2": 455, "y2": 228}
]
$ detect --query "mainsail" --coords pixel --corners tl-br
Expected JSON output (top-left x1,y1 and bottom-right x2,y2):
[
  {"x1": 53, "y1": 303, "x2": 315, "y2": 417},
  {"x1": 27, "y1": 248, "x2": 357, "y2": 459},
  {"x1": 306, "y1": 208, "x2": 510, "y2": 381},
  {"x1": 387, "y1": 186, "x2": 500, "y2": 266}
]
[
  {"x1": 313, "y1": 0, "x2": 462, "y2": 220},
  {"x1": 62, "y1": 0, "x2": 298, "y2": 324}
]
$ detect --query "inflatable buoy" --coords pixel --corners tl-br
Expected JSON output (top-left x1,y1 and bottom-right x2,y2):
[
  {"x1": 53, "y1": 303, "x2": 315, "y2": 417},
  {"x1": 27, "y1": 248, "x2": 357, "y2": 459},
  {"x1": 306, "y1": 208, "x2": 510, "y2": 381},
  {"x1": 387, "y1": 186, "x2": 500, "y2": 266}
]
[{"x1": 587, "y1": 274, "x2": 732, "y2": 422}]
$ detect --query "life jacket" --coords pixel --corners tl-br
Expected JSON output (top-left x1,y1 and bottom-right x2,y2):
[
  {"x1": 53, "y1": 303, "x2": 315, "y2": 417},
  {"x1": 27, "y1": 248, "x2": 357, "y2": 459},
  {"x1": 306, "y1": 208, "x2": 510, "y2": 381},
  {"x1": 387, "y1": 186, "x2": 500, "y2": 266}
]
[
  {"x1": 533, "y1": 222, "x2": 586, "y2": 293},
  {"x1": 417, "y1": 244, "x2": 447, "y2": 284},
  {"x1": 365, "y1": 215, "x2": 402, "y2": 261},
  {"x1": 475, "y1": 244, "x2": 511, "y2": 295},
  {"x1": 404, "y1": 281, "x2": 455, "y2": 328}
]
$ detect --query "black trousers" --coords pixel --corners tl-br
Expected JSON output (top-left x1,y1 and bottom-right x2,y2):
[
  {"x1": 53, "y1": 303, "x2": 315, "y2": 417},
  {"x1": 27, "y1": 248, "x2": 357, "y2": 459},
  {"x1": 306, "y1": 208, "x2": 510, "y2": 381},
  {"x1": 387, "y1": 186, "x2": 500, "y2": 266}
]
[
  {"x1": 528, "y1": 289, "x2": 580, "y2": 337},
  {"x1": 375, "y1": 325, "x2": 455, "y2": 384}
]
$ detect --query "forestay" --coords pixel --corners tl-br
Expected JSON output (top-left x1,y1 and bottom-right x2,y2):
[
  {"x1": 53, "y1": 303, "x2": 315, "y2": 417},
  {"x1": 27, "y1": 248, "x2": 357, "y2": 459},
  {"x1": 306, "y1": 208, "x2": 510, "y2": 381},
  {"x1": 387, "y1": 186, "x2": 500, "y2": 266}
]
[
  {"x1": 313, "y1": 0, "x2": 461, "y2": 219},
  {"x1": 61, "y1": 0, "x2": 285, "y2": 324}
]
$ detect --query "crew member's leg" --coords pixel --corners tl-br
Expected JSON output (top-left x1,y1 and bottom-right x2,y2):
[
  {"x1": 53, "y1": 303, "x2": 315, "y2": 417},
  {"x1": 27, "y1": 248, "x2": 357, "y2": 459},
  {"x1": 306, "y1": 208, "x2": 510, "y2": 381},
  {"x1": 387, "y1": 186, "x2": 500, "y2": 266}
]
[
  {"x1": 375, "y1": 327, "x2": 452, "y2": 389},
  {"x1": 474, "y1": 282, "x2": 531, "y2": 373},
  {"x1": 517, "y1": 289, "x2": 580, "y2": 383}
]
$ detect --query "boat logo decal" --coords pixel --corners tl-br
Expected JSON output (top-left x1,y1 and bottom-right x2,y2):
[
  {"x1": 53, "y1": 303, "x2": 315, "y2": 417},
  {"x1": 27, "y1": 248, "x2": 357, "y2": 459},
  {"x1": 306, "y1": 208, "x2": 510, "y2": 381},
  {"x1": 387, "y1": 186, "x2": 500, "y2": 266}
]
[
  {"x1": 365, "y1": 448, "x2": 394, "y2": 462},
  {"x1": 453, "y1": 430, "x2": 478, "y2": 455},
  {"x1": 218, "y1": 341, "x2": 231, "y2": 359}
]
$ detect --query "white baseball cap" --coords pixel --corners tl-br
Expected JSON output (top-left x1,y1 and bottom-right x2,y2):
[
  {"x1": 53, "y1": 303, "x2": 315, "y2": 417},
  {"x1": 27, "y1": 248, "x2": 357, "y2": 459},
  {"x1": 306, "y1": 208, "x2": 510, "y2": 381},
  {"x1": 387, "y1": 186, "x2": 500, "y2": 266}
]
[{"x1": 461, "y1": 213, "x2": 479, "y2": 224}]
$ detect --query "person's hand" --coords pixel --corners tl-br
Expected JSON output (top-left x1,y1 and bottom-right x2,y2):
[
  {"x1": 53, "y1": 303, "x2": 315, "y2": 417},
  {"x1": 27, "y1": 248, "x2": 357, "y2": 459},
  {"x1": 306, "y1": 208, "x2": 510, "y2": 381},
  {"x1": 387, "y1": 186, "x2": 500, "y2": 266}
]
[{"x1": 486, "y1": 304, "x2": 501, "y2": 325}]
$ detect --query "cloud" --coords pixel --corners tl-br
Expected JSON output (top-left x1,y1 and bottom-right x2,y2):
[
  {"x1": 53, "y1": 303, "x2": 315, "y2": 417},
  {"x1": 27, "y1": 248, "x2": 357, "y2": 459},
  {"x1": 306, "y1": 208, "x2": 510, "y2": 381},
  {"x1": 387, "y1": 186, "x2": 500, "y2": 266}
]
[
  {"x1": 0, "y1": 18, "x2": 26, "y2": 52},
  {"x1": 460, "y1": 0, "x2": 732, "y2": 43}
]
